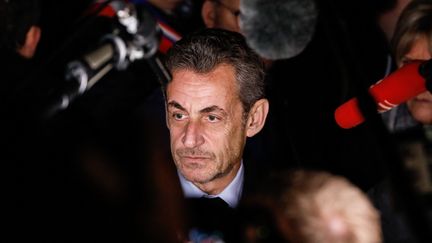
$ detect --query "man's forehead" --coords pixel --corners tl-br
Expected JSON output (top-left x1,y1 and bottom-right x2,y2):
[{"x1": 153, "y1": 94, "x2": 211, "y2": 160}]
[
  {"x1": 168, "y1": 65, "x2": 238, "y2": 92},
  {"x1": 166, "y1": 89, "x2": 230, "y2": 111},
  {"x1": 166, "y1": 66, "x2": 241, "y2": 112}
]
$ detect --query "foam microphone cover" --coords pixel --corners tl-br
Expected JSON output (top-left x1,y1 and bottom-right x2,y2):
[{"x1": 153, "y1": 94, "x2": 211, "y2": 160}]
[{"x1": 239, "y1": 0, "x2": 318, "y2": 60}]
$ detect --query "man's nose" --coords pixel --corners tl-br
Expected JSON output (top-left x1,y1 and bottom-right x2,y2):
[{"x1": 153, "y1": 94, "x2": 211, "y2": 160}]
[{"x1": 182, "y1": 120, "x2": 205, "y2": 148}]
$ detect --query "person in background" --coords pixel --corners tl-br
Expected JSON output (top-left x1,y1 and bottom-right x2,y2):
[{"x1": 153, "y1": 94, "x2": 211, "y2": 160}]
[
  {"x1": 1, "y1": 0, "x2": 45, "y2": 240},
  {"x1": 246, "y1": 170, "x2": 382, "y2": 243},
  {"x1": 387, "y1": 0, "x2": 432, "y2": 193},
  {"x1": 382, "y1": 0, "x2": 432, "y2": 131},
  {"x1": 134, "y1": 0, "x2": 204, "y2": 35},
  {"x1": 201, "y1": 0, "x2": 240, "y2": 32},
  {"x1": 369, "y1": 2, "x2": 432, "y2": 243},
  {"x1": 280, "y1": 170, "x2": 382, "y2": 243},
  {"x1": 1, "y1": 0, "x2": 42, "y2": 171},
  {"x1": 0, "y1": 0, "x2": 41, "y2": 59},
  {"x1": 1, "y1": 0, "x2": 41, "y2": 100}
]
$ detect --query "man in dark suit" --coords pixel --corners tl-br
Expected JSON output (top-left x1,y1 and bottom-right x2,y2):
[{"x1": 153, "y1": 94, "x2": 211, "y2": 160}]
[{"x1": 163, "y1": 28, "x2": 269, "y2": 208}]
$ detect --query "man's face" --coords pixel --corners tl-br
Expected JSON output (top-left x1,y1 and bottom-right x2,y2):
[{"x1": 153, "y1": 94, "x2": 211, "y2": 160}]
[
  {"x1": 148, "y1": 0, "x2": 184, "y2": 12},
  {"x1": 166, "y1": 64, "x2": 247, "y2": 193},
  {"x1": 203, "y1": 0, "x2": 241, "y2": 32},
  {"x1": 214, "y1": 0, "x2": 240, "y2": 32}
]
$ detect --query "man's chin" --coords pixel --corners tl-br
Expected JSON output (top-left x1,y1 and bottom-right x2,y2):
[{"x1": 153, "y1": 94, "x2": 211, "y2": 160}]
[{"x1": 181, "y1": 169, "x2": 214, "y2": 184}]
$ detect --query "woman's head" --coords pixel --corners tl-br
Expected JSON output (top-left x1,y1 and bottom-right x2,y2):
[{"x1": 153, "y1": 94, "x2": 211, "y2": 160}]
[{"x1": 392, "y1": 0, "x2": 432, "y2": 124}]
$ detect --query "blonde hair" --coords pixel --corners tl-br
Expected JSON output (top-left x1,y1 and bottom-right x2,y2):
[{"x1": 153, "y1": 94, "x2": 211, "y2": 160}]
[
  {"x1": 277, "y1": 170, "x2": 382, "y2": 243},
  {"x1": 392, "y1": 0, "x2": 432, "y2": 65}
]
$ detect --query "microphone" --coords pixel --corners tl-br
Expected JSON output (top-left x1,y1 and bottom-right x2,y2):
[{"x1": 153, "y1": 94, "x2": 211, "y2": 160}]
[
  {"x1": 239, "y1": 0, "x2": 318, "y2": 60},
  {"x1": 46, "y1": 1, "x2": 160, "y2": 116},
  {"x1": 335, "y1": 60, "x2": 431, "y2": 129}
]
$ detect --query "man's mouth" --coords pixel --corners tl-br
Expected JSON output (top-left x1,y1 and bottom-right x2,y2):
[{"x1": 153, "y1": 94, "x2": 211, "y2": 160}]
[
  {"x1": 182, "y1": 156, "x2": 211, "y2": 160},
  {"x1": 180, "y1": 156, "x2": 212, "y2": 169}
]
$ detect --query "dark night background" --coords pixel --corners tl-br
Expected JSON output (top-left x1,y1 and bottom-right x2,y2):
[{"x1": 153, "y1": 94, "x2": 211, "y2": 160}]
[{"x1": 3, "y1": 0, "x2": 431, "y2": 241}]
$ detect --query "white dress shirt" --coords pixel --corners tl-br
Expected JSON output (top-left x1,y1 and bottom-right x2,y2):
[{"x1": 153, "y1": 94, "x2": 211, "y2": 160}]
[{"x1": 178, "y1": 161, "x2": 244, "y2": 208}]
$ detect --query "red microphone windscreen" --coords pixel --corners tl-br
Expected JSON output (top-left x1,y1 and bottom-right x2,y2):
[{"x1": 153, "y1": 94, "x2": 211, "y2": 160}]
[{"x1": 335, "y1": 61, "x2": 426, "y2": 129}]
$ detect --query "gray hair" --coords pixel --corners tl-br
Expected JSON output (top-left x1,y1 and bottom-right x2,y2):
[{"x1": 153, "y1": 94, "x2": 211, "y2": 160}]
[{"x1": 164, "y1": 28, "x2": 265, "y2": 114}]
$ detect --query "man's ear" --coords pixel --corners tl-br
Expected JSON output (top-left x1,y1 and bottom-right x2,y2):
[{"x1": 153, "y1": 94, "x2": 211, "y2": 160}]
[
  {"x1": 246, "y1": 99, "x2": 269, "y2": 137},
  {"x1": 201, "y1": 0, "x2": 216, "y2": 28},
  {"x1": 17, "y1": 25, "x2": 41, "y2": 59}
]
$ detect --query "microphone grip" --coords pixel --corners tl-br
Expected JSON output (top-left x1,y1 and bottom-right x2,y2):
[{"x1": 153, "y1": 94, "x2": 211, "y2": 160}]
[
  {"x1": 419, "y1": 59, "x2": 432, "y2": 92},
  {"x1": 43, "y1": 42, "x2": 117, "y2": 118}
]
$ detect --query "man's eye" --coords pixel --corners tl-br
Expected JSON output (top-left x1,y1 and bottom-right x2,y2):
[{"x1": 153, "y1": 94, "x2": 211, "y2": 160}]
[
  {"x1": 207, "y1": 115, "x2": 220, "y2": 122},
  {"x1": 173, "y1": 113, "x2": 186, "y2": 120}
]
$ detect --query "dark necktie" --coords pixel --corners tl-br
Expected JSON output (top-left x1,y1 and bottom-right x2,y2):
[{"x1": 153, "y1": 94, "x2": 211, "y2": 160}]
[{"x1": 200, "y1": 196, "x2": 229, "y2": 208}]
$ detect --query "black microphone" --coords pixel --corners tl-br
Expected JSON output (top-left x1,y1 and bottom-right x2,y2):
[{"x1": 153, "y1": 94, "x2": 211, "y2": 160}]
[
  {"x1": 46, "y1": 1, "x2": 160, "y2": 116},
  {"x1": 239, "y1": 0, "x2": 318, "y2": 60},
  {"x1": 420, "y1": 58, "x2": 432, "y2": 92}
]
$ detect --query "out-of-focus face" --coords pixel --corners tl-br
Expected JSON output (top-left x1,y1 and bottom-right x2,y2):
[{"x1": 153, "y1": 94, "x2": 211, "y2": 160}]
[
  {"x1": 166, "y1": 64, "x2": 247, "y2": 194},
  {"x1": 400, "y1": 36, "x2": 432, "y2": 124},
  {"x1": 202, "y1": 0, "x2": 241, "y2": 32},
  {"x1": 148, "y1": 0, "x2": 184, "y2": 12},
  {"x1": 201, "y1": 0, "x2": 275, "y2": 68},
  {"x1": 213, "y1": 0, "x2": 240, "y2": 32}
]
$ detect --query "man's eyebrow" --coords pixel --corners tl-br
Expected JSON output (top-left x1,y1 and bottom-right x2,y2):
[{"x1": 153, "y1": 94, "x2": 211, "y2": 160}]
[
  {"x1": 167, "y1": 102, "x2": 227, "y2": 115},
  {"x1": 167, "y1": 101, "x2": 186, "y2": 111},
  {"x1": 200, "y1": 105, "x2": 227, "y2": 115}
]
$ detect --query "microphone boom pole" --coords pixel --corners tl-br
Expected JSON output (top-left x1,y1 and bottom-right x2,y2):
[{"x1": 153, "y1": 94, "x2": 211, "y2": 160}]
[{"x1": 44, "y1": 1, "x2": 161, "y2": 118}]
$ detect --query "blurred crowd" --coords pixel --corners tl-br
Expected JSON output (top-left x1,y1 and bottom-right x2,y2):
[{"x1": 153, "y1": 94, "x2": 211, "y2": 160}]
[{"x1": 2, "y1": 0, "x2": 432, "y2": 242}]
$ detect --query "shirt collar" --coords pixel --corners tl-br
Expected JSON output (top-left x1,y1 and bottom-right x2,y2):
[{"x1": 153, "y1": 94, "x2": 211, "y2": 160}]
[{"x1": 178, "y1": 161, "x2": 244, "y2": 208}]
